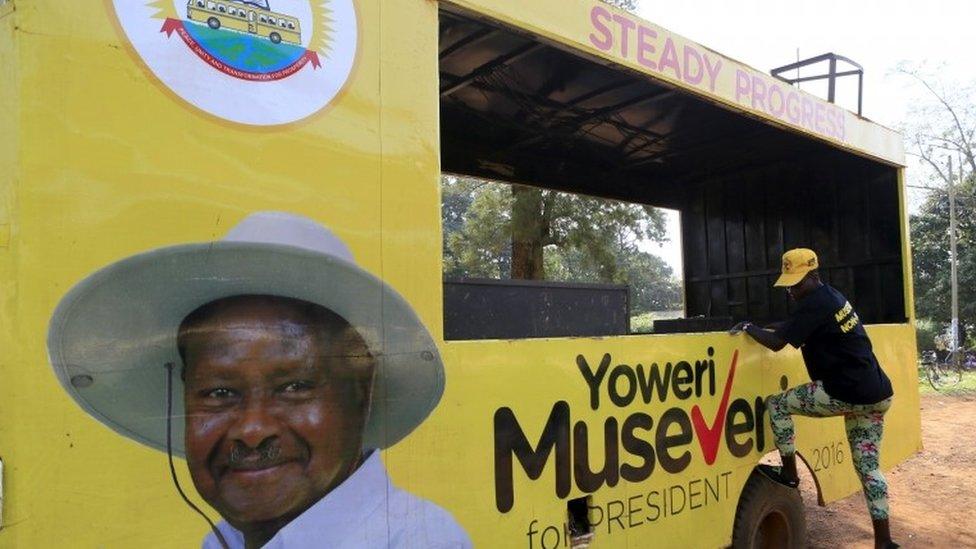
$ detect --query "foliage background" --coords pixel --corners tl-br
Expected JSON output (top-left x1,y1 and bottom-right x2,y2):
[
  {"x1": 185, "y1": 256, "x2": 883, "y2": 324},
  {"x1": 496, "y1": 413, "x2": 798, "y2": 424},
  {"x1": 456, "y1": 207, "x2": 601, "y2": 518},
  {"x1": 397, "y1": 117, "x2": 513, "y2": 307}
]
[{"x1": 441, "y1": 175, "x2": 683, "y2": 319}]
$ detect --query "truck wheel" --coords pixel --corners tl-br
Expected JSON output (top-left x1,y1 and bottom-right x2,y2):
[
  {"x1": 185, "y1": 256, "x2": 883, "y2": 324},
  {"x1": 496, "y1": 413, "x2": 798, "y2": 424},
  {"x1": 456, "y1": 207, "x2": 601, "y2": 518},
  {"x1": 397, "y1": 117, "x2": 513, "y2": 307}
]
[{"x1": 732, "y1": 469, "x2": 806, "y2": 549}]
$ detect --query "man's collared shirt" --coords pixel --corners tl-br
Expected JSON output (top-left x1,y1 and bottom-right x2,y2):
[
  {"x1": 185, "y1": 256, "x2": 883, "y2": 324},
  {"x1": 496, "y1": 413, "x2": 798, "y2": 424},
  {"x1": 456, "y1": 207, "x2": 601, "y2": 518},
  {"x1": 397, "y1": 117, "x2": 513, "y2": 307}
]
[{"x1": 203, "y1": 452, "x2": 471, "y2": 548}]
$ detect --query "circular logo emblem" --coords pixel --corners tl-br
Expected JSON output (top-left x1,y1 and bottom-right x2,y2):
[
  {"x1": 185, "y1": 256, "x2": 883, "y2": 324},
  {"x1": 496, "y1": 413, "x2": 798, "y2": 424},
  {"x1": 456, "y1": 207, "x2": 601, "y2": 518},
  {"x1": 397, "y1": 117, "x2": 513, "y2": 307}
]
[{"x1": 113, "y1": 0, "x2": 357, "y2": 125}]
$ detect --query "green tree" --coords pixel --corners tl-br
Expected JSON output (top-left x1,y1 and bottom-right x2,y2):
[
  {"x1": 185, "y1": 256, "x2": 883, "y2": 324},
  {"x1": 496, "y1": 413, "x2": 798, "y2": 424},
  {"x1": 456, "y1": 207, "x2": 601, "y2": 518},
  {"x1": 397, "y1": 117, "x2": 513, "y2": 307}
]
[
  {"x1": 899, "y1": 65, "x2": 975, "y2": 346},
  {"x1": 910, "y1": 177, "x2": 975, "y2": 337},
  {"x1": 442, "y1": 175, "x2": 682, "y2": 314},
  {"x1": 508, "y1": 184, "x2": 667, "y2": 281},
  {"x1": 442, "y1": 176, "x2": 513, "y2": 279},
  {"x1": 545, "y1": 245, "x2": 680, "y2": 313}
]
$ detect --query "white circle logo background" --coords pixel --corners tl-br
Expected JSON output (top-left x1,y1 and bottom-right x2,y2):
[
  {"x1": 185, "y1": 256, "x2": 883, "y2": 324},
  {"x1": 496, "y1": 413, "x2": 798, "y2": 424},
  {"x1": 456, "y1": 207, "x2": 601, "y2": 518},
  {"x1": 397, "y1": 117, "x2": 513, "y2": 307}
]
[{"x1": 112, "y1": 0, "x2": 358, "y2": 126}]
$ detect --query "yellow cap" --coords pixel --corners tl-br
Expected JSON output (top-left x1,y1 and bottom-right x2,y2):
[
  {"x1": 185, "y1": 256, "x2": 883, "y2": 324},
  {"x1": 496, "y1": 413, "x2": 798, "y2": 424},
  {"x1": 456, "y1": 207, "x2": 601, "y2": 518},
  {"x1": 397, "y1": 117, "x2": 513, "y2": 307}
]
[{"x1": 774, "y1": 248, "x2": 819, "y2": 287}]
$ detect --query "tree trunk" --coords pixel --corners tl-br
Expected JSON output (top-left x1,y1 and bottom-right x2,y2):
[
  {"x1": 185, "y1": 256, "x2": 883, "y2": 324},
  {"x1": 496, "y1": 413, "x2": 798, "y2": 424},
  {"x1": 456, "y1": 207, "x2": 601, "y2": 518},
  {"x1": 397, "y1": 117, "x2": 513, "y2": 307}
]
[{"x1": 511, "y1": 186, "x2": 546, "y2": 279}]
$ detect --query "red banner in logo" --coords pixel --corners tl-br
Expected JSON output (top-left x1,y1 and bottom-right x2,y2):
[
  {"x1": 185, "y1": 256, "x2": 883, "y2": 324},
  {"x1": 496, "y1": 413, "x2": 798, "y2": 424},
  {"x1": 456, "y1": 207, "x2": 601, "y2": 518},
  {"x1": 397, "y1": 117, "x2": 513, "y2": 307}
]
[{"x1": 160, "y1": 18, "x2": 321, "y2": 82}]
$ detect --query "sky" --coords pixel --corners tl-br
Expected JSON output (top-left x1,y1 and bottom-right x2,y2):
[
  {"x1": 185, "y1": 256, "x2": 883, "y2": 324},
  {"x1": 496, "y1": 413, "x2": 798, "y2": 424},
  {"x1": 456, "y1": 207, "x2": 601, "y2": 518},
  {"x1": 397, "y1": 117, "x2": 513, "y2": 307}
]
[{"x1": 633, "y1": 0, "x2": 975, "y2": 274}]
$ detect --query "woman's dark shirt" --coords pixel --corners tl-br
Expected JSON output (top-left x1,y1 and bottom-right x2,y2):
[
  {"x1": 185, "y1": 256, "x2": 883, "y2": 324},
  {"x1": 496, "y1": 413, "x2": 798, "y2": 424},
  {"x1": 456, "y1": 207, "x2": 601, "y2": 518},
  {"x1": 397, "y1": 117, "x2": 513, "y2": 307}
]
[{"x1": 774, "y1": 284, "x2": 894, "y2": 404}]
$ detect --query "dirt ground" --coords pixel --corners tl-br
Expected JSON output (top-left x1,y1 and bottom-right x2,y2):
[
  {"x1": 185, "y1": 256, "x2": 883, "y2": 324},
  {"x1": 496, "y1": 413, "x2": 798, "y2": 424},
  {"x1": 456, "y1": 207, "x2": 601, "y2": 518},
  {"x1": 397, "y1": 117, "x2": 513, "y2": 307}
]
[{"x1": 803, "y1": 393, "x2": 976, "y2": 548}]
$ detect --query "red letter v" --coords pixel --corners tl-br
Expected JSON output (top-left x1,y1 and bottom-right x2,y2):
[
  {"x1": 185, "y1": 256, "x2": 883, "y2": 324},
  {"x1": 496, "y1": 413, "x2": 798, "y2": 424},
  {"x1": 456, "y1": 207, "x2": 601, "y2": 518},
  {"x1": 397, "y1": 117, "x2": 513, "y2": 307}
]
[{"x1": 690, "y1": 350, "x2": 739, "y2": 465}]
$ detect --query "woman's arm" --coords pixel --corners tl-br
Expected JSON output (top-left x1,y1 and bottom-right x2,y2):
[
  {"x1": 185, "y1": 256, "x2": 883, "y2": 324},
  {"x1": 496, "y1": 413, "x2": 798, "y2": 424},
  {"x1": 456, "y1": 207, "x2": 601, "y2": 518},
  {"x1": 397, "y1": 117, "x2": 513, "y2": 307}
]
[{"x1": 730, "y1": 321, "x2": 788, "y2": 352}]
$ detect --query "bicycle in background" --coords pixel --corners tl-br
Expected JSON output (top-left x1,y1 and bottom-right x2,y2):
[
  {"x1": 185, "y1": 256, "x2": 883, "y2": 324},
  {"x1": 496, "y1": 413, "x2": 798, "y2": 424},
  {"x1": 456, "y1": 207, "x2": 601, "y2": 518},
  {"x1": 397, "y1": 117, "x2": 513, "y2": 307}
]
[{"x1": 921, "y1": 348, "x2": 968, "y2": 390}]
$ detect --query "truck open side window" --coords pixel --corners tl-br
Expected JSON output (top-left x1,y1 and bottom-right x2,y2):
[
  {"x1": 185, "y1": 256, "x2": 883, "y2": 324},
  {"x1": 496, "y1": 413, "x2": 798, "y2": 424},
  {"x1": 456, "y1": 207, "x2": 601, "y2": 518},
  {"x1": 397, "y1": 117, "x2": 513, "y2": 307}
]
[
  {"x1": 438, "y1": 8, "x2": 905, "y2": 340},
  {"x1": 442, "y1": 174, "x2": 685, "y2": 340}
]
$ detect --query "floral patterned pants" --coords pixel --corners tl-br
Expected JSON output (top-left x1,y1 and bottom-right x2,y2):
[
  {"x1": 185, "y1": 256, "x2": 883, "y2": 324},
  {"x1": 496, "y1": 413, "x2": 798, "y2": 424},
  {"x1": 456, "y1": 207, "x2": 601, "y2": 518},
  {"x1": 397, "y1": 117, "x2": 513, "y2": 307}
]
[{"x1": 767, "y1": 380, "x2": 893, "y2": 520}]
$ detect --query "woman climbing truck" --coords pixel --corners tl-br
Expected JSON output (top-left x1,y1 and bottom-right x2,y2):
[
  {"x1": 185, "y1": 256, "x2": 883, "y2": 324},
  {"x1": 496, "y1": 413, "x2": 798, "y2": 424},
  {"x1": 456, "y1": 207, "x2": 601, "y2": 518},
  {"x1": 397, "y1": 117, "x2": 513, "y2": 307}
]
[{"x1": 729, "y1": 248, "x2": 899, "y2": 549}]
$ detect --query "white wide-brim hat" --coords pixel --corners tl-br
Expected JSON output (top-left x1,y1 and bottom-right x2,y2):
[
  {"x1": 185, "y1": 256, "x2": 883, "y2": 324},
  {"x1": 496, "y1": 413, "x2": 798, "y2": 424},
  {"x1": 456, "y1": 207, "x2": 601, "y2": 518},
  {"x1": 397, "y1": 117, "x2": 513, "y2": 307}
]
[{"x1": 47, "y1": 212, "x2": 445, "y2": 456}]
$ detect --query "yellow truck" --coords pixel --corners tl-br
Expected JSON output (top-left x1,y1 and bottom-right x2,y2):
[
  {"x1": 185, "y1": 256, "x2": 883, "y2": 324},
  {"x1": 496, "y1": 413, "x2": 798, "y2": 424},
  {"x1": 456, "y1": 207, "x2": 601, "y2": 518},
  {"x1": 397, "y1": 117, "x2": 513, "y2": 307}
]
[{"x1": 0, "y1": 0, "x2": 921, "y2": 547}]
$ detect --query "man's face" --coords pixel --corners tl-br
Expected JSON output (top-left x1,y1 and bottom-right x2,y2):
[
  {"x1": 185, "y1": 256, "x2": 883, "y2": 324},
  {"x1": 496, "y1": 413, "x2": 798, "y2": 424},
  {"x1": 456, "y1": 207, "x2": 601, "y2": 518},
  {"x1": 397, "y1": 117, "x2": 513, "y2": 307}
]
[
  {"x1": 180, "y1": 297, "x2": 374, "y2": 528},
  {"x1": 786, "y1": 273, "x2": 817, "y2": 301},
  {"x1": 786, "y1": 282, "x2": 800, "y2": 301}
]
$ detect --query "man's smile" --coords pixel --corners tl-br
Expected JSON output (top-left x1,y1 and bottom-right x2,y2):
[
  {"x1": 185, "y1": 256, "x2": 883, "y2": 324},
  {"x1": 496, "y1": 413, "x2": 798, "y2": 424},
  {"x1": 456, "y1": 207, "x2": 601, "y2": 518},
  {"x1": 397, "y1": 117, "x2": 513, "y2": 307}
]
[{"x1": 219, "y1": 459, "x2": 304, "y2": 485}]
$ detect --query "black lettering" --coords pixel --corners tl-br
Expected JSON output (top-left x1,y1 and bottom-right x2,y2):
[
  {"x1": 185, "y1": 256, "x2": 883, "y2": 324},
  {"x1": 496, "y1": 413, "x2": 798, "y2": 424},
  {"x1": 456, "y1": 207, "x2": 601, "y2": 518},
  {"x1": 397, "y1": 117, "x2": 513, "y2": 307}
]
[
  {"x1": 526, "y1": 519, "x2": 540, "y2": 549},
  {"x1": 587, "y1": 500, "x2": 605, "y2": 529},
  {"x1": 541, "y1": 525, "x2": 560, "y2": 549},
  {"x1": 694, "y1": 359, "x2": 708, "y2": 397},
  {"x1": 607, "y1": 500, "x2": 625, "y2": 533},
  {"x1": 724, "y1": 398, "x2": 754, "y2": 457},
  {"x1": 636, "y1": 362, "x2": 672, "y2": 403},
  {"x1": 671, "y1": 361, "x2": 693, "y2": 399},
  {"x1": 689, "y1": 479, "x2": 703, "y2": 509},
  {"x1": 494, "y1": 402, "x2": 571, "y2": 513},
  {"x1": 620, "y1": 413, "x2": 655, "y2": 482},
  {"x1": 608, "y1": 364, "x2": 637, "y2": 407},
  {"x1": 627, "y1": 495, "x2": 643, "y2": 528},
  {"x1": 573, "y1": 418, "x2": 620, "y2": 492},
  {"x1": 669, "y1": 484, "x2": 686, "y2": 515},
  {"x1": 753, "y1": 396, "x2": 767, "y2": 452},
  {"x1": 708, "y1": 347, "x2": 716, "y2": 395},
  {"x1": 655, "y1": 407, "x2": 693, "y2": 473},
  {"x1": 577, "y1": 354, "x2": 611, "y2": 410},
  {"x1": 646, "y1": 490, "x2": 661, "y2": 521},
  {"x1": 704, "y1": 474, "x2": 720, "y2": 504}
]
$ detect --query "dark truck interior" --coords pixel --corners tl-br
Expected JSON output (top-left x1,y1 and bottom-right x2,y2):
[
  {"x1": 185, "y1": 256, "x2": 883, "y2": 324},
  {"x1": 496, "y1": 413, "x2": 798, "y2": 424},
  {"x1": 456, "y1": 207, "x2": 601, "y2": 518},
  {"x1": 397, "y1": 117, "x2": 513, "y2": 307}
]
[{"x1": 438, "y1": 7, "x2": 905, "y2": 340}]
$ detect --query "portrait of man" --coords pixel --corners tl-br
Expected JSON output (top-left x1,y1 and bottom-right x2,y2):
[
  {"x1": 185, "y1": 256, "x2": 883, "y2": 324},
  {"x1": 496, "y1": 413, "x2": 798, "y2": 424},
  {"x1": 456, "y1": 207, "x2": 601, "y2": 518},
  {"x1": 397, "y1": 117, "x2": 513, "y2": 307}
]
[{"x1": 47, "y1": 211, "x2": 470, "y2": 548}]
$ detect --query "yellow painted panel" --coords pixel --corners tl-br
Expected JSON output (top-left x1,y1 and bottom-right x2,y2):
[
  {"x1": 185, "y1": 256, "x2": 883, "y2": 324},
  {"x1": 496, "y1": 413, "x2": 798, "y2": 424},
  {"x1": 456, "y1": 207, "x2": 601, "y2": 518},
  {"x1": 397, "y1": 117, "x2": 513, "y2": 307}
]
[
  {"x1": 413, "y1": 337, "x2": 768, "y2": 548},
  {"x1": 2, "y1": 0, "x2": 383, "y2": 546},
  {"x1": 0, "y1": 1, "x2": 19, "y2": 540},
  {"x1": 0, "y1": 0, "x2": 920, "y2": 547},
  {"x1": 899, "y1": 170, "x2": 917, "y2": 321}
]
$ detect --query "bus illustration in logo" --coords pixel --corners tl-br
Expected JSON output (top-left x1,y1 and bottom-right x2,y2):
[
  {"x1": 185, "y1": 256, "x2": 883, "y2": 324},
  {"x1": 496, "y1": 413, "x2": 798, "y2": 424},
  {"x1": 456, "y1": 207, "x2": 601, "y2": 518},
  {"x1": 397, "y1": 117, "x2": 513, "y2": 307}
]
[
  {"x1": 186, "y1": 0, "x2": 301, "y2": 45},
  {"x1": 161, "y1": 0, "x2": 315, "y2": 78}
]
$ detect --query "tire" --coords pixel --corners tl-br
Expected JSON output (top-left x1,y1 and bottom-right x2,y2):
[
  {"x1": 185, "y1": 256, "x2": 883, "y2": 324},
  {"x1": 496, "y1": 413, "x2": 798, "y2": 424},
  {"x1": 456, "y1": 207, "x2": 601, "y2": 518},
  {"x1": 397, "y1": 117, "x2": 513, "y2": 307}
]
[
  {"x1": 732, "y1": 469, "x2": 806, "y2": 549},
  {"x1": 269, "y1": 32, "x2": 282, "y2": 44},
  {"x1": 925, "y1": 362, "x2": 943, "y2": 390},
  {"x1": 207, "y1": 17, "x2": 220, "y2": 30},
  {"x1": 927, "y1": 360, "x2": 961, "y2": 391},
  {"x1": 946, "y1": 353, "x2": 964, "y2": 384}
]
